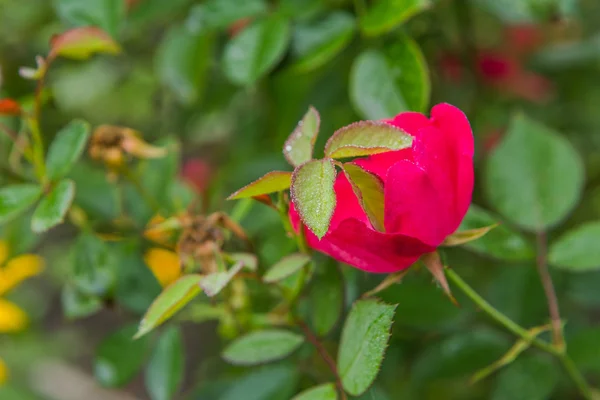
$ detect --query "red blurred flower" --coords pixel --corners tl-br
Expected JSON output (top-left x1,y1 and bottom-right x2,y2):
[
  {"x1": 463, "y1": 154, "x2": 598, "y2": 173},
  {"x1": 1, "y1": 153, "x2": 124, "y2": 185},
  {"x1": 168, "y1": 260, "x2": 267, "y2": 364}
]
[
  {"x1": 229, "y1": 18, "x2": 252, "y2": 38},
  {"x1": 181, "y1": 159, "x2": 212, "y2": 193},
  {"x1": 290, "y1": 104, "x2": 474, "y2": 273}
]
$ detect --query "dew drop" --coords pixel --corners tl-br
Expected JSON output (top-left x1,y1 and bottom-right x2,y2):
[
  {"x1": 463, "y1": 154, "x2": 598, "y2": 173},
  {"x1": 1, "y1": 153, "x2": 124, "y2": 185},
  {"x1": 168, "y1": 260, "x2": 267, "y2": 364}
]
[{"x1": 285, "y1": 145, "x2": 292, "y2": 152}]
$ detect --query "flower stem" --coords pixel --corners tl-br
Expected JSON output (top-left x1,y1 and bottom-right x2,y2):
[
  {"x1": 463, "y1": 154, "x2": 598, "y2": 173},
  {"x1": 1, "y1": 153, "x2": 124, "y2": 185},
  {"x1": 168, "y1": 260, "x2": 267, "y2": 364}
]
[
  {"x1": 535, "y1": 230, "x2": 564, "y2": 349},
  {"x1": 445, "y1": 268, "x2": 594, "y2": 399}
]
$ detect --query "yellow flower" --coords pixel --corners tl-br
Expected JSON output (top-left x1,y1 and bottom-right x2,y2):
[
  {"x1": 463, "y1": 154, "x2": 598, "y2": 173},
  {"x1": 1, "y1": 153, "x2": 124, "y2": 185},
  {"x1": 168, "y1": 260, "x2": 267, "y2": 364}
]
[
  {"x1": 0, "y1": 240, "x2": 44, "y2": 386},
  {"x1": 144, "y1": 248, "x2": 182, "y2": 288}
]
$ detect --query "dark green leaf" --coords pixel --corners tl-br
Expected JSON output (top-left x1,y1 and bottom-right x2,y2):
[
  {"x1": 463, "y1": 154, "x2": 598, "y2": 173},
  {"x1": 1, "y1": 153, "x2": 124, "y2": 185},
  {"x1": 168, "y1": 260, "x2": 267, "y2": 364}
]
[
  {"x1": 71, "y1": 232, "x2": 115, "y2": 296},
  {"x1": 325, "y1": 121, "x2": 412, "y2": 159},
  {"x1": 219, "y1": 365, "x2": 299, "y2": 400},
  {"x1": 0, "y1": 184, "x2": 42, "y2": 225},
  {"x1": 292, "y1": 383, "x2": 337, "y2": 400},
  {"x1": 155, "y1": 26, "x2": 213, "y2": 104},
  {"x1": 136, "y1": 275, "x2": 203, "y2": 338},
  {"x1": 94, "y1": 324, "x2": 150, "y2": 387},
  {"x1": 337, "y1": 299, "x2": 396, "y2": 396},
  {"x1": 283, "y1": 106, "x2": 321, "y2": 167},
  {"x1": 46, "y1": 119, "x2": 91, "y2": 181},
  {"x1": 228, "y1": 171, "x2": 292, "y2": 200},
  {"x1": 309, "y1": 263, "x2": 344, "y2": 336},
  {"x1": 145, "y1": 326, "x2": 184, "y2": 400},
  {"x1": 485, "y1": 114, "x2": 584, "y2": 231},
  {"x1": 342, "y1": 163, "x2": 385, "y2": 231},
  {"x1": 223, "y1": 16, "x2": 291, "y2": 85},
  {"x1": 290, "y1": 159, "x2": 337, "y2": 239},
  {"x1": 568, "y1": 327, "x2": 600, "y2": 374},
  {"x1": 290, "y1": 12, "x2": 355, "y2": 73},
  {"x1": 263, "y1": 253, "x2": 311, "y2": 283},
  {"x1": 53, "y1": 0, "x2": 125, "y2": 37},
  {"x1": 70, "y1": 162, "x2": 119, "y2": 220},
  {"x1": 61, "y1": 283, "x2": 103, "y2": 319},
  {"x1": 350, "y1": 38, "x2": 429, "y2": 119},
  {"x1": 360, "y1": 0, "x2": 430, "y2": 36},
  {"x1": 549, "y1": 222, "x2": 600, "y2": 271},
  {"x1": 222, "y1": 329, "x2": 304, "y2": 365},
  {"x1": 457, "y1": 205, "x2": 535, "y2": 261},
  {"x1": 491, "y1": 355, "x2": 559, "y2": 400},
  {"x1": 186, "y1": 0, "x2": 268, "y2": 31},
  {"x1": 31, "y1": 179, "x2": 75, "y2": 233}
]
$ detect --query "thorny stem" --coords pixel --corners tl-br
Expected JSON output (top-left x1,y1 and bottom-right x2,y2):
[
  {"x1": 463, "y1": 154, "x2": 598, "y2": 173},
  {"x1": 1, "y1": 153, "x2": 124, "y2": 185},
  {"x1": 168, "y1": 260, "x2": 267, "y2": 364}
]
[
  {"x1": 445, "y1": 268, "x2": 593, "y2": 400},
  {"x1": 535, "y1": 231, "x2": 564, "y2": 349},
  {"x1": 296, "y1": 318, "x2": 347, "y2": 400}
]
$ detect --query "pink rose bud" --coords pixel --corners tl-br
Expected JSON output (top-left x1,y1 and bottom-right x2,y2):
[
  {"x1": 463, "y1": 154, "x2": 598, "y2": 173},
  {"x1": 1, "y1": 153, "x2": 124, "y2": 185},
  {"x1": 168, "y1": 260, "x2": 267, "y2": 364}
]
[{"x1": 181, "y1": 159, "x2": 212, "y2": 193}]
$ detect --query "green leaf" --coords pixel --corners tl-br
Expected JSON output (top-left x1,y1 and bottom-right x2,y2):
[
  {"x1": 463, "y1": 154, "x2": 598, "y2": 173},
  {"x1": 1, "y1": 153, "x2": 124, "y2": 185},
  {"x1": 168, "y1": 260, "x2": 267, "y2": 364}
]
[
  {"x1": 53, "y1": 0, "x2": 125, "y2": 37},
  {"x1": 549, "y1": 222, "x2": 600, "y2": 271},
  {"x1": 290, "y1": 159, "x2": 337, "y2": 239},
  {"x1": 71, "y1": 232, "x2": 115, "y2": 297},
  {"x1": 324, "y1": 121, "x2": 412, "y2": 159},
  {"x1": 491, "y1": 355, "x2": 559, "y2": 400},
  {"x1": 485, "y1": 114, "x2": 584, "y2": 231},
  {"x1": 223, "y1": 16, "x2": 291, "y2": 86},
  {"x1": 200, "y1": 261, "x2": 245, "y2": 296},
  {"x1": 50, "y1": 27, "x2": 121, "y2": 60},
  {"x1": 94, "y1": 324, "x2": 150, "y2": 387},
  {"x1": 309, "y1": 263, "x2": 344, "y2": 336},
  {"x1": 222, "y1": 329, "x2": 305, "y2": 365},
  {"x1": 229, "y1": 252, "x2": 259, "y2": 271},
  {"x1": 456, "y1": 205, "x2": 535, "y2": 261},
  {"x1": 263, "y1": 253, "x2": 311, "y2": 283},
  {"x1": 337, "y1": 299, "x2": 396, "y2": 396},
  {"x1": 136, "y1": 275, "x2": 203, "y2": 338},
  {"x1": 292, "y1": 383, "x2": 337, "y2": 400},
  {"x1": 283, "y1": 106, "x2": 321, "y2": 167},
  {"x1": 61, "y1": 283, "x2": 103, "y2": 319},
  {"x1": 145, "y1": 326, "x2": 184, "y2": 400},
  {"x1": 350, "y1": 38, "x2": 430, "y2": 119},
  {"x1": 342, "y1": 163, "x2": 385, "y2": 231},
  {"x1": 46, "y1": 119, "x2": 91, "y2": 181},
  {"x1": 228, "y1": 171, "x2": 292, "y2": 200},
  {"x1": 568, "y1": 327, "x2": 600, "y2": 374},
  {"x1": 442, "y1": 224, "x2": 497, "y2": 246},
  {"x1": 219, "y1": 365, "x2": 299, "y2": 400},
  {"x1": 70, "y1": 162, "x2": 119, "y2": 219},
  {"x1": 0, "y1": 184, "x2": 42, "y2": 225},
  {"x1": 31, "y1": 179, "x2": 75, "y2": 233},
  {"x1": 360, "y1": 0, "x2": 431, "y2": 36},
  {"x1": 186, "y1": 0, "x2": 268, "y2": 31},
  {"x1": 290, "y1": 11, "x2": 355, "y2": 73},
  {"x1": 155, "y1": 26, "x2": 213, "y2": 104}
]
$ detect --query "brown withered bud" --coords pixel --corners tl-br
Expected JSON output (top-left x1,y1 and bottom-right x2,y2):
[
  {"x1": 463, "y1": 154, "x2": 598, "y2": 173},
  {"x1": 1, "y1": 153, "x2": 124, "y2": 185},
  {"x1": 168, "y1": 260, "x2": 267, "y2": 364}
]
[
  {"x1": 89, "y1": 125, "x2": 166, "y2": 169},
  {"x1": 177, "y1": 212, "x2": 249, "y2": 274}
]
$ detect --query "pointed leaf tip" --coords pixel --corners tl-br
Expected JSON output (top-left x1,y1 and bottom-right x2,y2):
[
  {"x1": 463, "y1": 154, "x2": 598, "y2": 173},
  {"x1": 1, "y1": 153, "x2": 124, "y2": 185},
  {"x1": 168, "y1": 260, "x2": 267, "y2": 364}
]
[{"x1": 283, "y1": 106, "x2": 321, "y2": 167}]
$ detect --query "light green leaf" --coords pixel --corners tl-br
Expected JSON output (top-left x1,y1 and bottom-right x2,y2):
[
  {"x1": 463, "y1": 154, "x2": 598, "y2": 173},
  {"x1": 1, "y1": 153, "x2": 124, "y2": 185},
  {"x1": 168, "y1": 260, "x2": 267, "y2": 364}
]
[
  {"x1": 360, "y1": 0, "x2": 431, "y2": 36},
  {"x1": 283, "y1": 106, "x2": 321, "y2": 167},
  {"x1": 46, "y1": 119, "x2": 91, "y2": 181},
  {"x1": 309, "y1": 263, "x2": 344, "y2": 336},
  {"x1": 229, "y1": 252, "x2": 259, "y2": 271},
  {"x1": 186, "y1": 0, "x2": 268, "y2": 31},
  {"x1": 200, "y1": 261, "x2": 244, "y2": 296},
  {"x1": 457, "y1": 205, "x2": 535, "y2": 261},
  {"x1": 61, "y1": 283, "x2": 103, "y2": 319},
  {"x1": 290, "y1": 159, "x2": 337, "y2": 239},
  {"x1": 350, "y1": 38, "x2": 429, "y2": 119},
  {"x1": 337, "y1": 299, "x2": 396, "y2": 396},
  {"x1": 50, "y1": 27, "x2": 121, "y2": 60},
  {"x1": 485, "y1": 114, "x2": 584, "y2": 231},
  {"x1": 324, "y1": 121, "x2": 412, "y2": 159},
  {"x1": 263, "y1": 253, "x2": 311, "y2": 283},
  {"x1": 342, "y1": 163, "x2": 385, "y2": 231},
  {"x1": 71, "y1": 232, "x2": 115, "y2": 297},
  {"x1": 549, "y1": 222, "x2": 600, "y2": 271},
  {"x1": 219, "y1": 365, "x2": 298, "y2": 400},
  {"x1": 145, "y1": 326, "x2": 184, "y2": 400},
  {"x1": 94, "y1": 324, "x2": 150, "y2": 387},
  {"x1": 135, "y1": 275, "x2": 203, "y2": 338},
  {"x1": 31, "y1": 179, "x2": 75, "y2": 233},
  {"x1": 491, "y1": 355, "x2": 559, "y2": 400},
  {"x1": 155, "y1": 26, "x2": 213, "y2": 104},
  {"x1": 228, "y1": 171, "x2": 292, "y2": 200},
  {"x1": 0, "y1": 184, "x2": 42, "y2": 225},
  {"x1": 292, "y1": 383, "x2": 337, "y2": 400},
  {"x1": 290, "y1": 12, "x2": 355, "y2": 73},
  {"x1": 222, "y1": 329, "x2": 305, "y2": 365},
  {"x1": 53, "y1": 0, "x2": 125, "y2": 37},
  {"x1": 223, "y1": 16, "x2": 291, "y2": 85}
]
